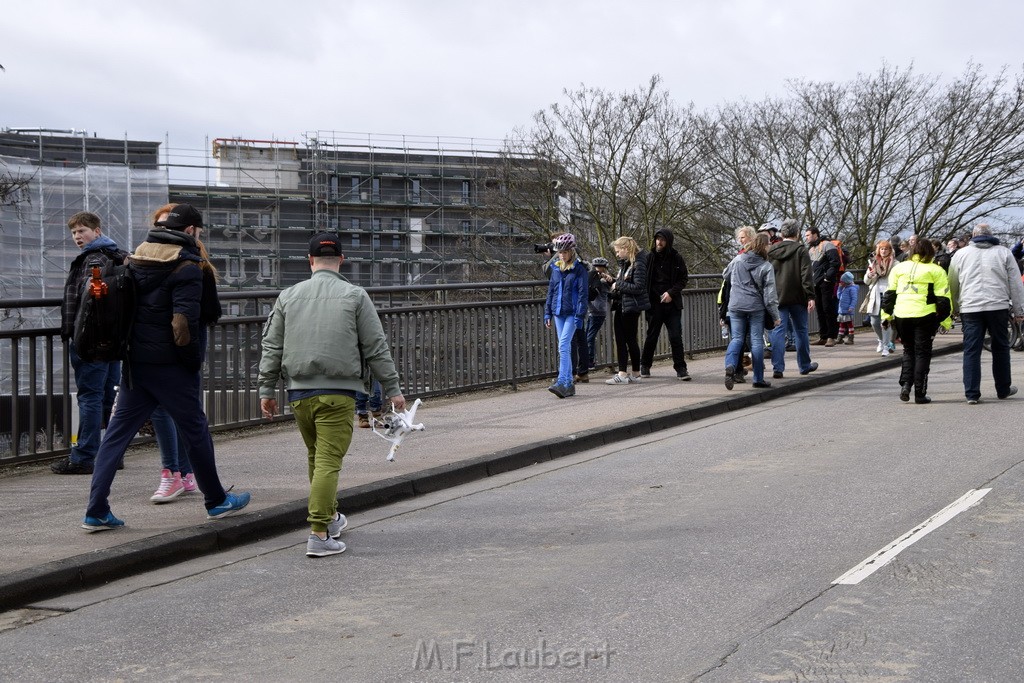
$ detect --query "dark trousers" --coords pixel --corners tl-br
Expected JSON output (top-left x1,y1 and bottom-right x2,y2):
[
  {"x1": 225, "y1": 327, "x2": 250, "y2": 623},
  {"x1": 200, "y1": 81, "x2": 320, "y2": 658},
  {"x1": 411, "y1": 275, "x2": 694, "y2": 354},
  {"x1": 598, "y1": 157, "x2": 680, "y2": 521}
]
[
  {"x1": 894, "y1": 314, "x2": 937, "y2": 397},
  {"x1": 961, "y1": 309, "x2": 1013, "y2": 400},
  {"x1": 87, "y1": 362, "x2": 228, "y2": 518},
  {"x1": 571, "y1": 326, "x2": 589, "y2": 376},
  {"x1": 641, "y1": 303, "x2": 687, "y2": 373},
  {"x1": 814, "y1": 282, "x2": 839, "y2": 340},
  {"x1": 612, "y1": 309, "x2": 642, "y2": 373}
]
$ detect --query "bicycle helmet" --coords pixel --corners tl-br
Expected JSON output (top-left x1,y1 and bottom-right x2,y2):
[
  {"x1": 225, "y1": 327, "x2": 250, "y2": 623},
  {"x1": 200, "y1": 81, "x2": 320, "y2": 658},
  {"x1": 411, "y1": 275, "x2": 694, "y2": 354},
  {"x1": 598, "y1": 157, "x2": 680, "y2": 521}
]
[
  {"x1": 591, "y1": 257, "x2": 609, "y2": 267},
  {"x1": 551, "y1": 233, "x2": 576, "y2": 251}
]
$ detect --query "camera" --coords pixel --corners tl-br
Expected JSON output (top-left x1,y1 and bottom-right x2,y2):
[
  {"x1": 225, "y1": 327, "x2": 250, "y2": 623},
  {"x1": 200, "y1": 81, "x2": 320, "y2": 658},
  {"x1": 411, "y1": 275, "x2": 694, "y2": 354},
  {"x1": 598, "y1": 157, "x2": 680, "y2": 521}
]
[{"x1": 533, "y1": 243, "x2": 554, "y2": 254}]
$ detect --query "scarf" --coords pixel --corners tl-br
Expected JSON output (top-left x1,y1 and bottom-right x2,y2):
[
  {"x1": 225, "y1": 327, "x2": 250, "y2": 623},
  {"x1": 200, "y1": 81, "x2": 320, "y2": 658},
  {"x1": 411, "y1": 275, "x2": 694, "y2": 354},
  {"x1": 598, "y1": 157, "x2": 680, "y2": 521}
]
[{"x1": 872, "y1": 253, "x2": 893, "y2": 278}]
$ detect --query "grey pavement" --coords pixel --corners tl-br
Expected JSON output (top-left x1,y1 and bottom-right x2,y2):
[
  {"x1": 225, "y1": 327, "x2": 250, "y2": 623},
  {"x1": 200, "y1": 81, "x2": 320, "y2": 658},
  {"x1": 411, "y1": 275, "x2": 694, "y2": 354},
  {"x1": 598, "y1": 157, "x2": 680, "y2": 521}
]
[{"x1": 0, "y1": 331, "x2": 966, "y2": 611}]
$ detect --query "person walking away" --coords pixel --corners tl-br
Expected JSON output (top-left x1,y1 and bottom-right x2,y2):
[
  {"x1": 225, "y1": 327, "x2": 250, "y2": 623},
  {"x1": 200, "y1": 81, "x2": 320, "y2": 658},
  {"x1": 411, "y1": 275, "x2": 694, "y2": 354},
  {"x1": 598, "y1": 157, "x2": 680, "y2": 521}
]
[
  {"x1": 543, "y1": 233, "x2": 588, "y2": 398},
  {"x1": 948, "y1": 223, "x2": 1024, "y2": 404},
  {"x1": 586, "y1": 257, "x2": 612, "y2": 370},
  {"x1": 52, "y1": 212, "x2": 126, "y2": 475},
  {"x1": 605, "y1": 236, "x2": 651, "y2": 384},
  {"x1": 767, "y1": 219, "x2": 818, "y2": 379},
  {"x1": 259, "y1": 233, "x2": 405, "y2": 557},
  {"x1": 82, "y1": 204, "x2": 250, "y2": 531},
  {"x1": 860, "y1": 240, "x2": 896, "y2": 356},
  {"x1": 835, "y1": 271, "x2": 859, "y2": 344},
  {"x1": 723, "y1": 229, "x2": 780, "y2": 389},
  {"x1": 640, "y1": 228, "x2": 691, "y2": 380},
  {"x1": 805, "y1": 226, "x2": 841, "y2": 346},
  {"x1": 881, "y1": 237, "x2": 952, "y2": 404}
]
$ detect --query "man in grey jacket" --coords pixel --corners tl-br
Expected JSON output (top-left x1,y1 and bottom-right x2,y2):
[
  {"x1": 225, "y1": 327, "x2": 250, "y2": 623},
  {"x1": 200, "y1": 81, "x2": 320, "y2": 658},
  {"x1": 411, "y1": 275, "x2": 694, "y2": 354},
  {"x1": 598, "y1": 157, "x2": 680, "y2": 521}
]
[
  {"x1": 948, "y1": 223, "x2": 1024, "y2": 404},
  {"x1": 259, "y1": 233, "x2": 405, "y2": 557}
]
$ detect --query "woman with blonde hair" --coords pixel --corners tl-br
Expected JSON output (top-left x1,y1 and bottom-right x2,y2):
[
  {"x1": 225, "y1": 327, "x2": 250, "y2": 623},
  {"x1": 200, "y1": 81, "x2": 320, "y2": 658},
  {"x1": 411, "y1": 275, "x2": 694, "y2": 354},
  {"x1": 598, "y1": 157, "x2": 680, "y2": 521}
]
[
  {"x1": 722, "y1": 229, "x2": 780, "y2": 389},
  {"x1": 605, "y1": 236, "x2": 651, "y2": 384},
  {"x1": 859, "y1": 239, "x2": 896, "y2": 356}
]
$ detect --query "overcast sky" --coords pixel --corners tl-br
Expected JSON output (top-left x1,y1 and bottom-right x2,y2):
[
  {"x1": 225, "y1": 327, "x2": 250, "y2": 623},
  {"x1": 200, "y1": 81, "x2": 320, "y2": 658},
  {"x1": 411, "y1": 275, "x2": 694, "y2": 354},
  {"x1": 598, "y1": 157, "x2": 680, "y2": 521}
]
[{"x1": 4, "y1": 0, "x2": 1024, "y2": 159}]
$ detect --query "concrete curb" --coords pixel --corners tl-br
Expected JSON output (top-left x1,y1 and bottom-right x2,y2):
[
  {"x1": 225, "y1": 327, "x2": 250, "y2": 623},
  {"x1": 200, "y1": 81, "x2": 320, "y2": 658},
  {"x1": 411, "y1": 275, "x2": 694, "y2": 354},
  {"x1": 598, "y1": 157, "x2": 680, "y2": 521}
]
[{"x1": 0, "y1": 344, "x2": 962, "y2": 612}]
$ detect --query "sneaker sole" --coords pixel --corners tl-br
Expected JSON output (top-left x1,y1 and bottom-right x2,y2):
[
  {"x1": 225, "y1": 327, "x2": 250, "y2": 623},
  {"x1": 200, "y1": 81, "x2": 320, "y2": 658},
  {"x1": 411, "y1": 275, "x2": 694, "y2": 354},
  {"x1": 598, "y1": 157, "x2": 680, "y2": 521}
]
[
  {"x1": 150, "y1": 488, "x2": 186, "y2": 504},
  {"x1": 307, "y1": 546, "x2": 347, "y2": 557},
  {"x1": 81, "y1": 523, "x2": 123, "y2": 532},
  {"x1": 207, "y1": 507, "x2": 246, "y2": 520}
]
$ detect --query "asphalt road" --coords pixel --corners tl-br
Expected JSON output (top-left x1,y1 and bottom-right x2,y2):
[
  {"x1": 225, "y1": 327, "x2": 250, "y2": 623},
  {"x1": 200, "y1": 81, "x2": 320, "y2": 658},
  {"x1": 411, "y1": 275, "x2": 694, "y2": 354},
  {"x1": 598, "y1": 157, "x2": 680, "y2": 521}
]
[{"x1": 2, "y1": 355, "x2": 1023, "y2": 682}]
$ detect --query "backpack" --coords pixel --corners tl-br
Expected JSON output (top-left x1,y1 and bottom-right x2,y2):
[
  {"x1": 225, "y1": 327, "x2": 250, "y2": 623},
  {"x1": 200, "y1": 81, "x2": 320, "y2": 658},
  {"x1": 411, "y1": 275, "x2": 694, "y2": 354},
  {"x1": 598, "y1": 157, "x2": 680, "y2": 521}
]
[
  {"x1": 830, "y1": 239, "x2": 852, "y2": 273},
  {"x1": 73, "y1": 253, "x2": 136, "y2": 362}
]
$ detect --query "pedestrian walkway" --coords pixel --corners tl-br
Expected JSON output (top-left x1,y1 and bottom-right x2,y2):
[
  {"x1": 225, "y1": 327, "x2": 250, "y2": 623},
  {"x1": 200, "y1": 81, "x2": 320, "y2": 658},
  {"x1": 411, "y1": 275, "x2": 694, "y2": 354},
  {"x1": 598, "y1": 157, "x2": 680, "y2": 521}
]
[{"x1": 0, "y1": 332, "x2": 966, "y2": 610}]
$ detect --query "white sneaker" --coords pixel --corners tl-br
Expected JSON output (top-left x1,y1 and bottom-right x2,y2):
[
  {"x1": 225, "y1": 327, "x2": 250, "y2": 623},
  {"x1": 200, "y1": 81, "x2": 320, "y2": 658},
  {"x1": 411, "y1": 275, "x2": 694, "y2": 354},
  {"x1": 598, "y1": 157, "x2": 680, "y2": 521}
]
[
  {"x1": 881, "y1": 348, "x2": 890, "y2": 357},
  {"x1": 150, "y1": 469, "x2": 185, "y2": 503},
  {"x1": 605, "y1": 374, "x2": 630, "y2": 385},
  {"x1": 876, "y1": 342, "x2": 883, "y2": 352}
]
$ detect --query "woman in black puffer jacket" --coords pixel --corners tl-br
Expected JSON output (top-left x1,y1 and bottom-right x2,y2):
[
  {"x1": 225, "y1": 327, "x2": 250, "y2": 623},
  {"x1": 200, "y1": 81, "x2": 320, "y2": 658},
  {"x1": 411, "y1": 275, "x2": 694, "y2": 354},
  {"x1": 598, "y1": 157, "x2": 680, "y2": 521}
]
[{"x1": 605, "y1": 236, "x2": 651, "y2": 384}]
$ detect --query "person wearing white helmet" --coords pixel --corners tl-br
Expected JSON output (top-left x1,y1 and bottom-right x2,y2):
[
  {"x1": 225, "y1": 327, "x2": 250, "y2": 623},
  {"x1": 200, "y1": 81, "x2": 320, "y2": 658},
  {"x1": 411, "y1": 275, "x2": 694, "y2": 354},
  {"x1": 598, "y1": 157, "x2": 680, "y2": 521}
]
[
  {"x1": 543, "y1": 233, "x2": 589, "y2": 398},
  {"x1": 587, "y1": 256, "x2": 613, "y2": 370}
]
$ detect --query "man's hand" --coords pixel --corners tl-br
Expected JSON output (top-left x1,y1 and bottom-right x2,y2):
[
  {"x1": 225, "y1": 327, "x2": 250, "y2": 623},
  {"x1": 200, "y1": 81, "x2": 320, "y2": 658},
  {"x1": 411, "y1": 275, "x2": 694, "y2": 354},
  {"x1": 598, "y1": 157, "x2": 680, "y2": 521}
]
[
  {"x1": 808, "y1": 300, "x2": 816, "y2": 311},
  {"x1": 389, "y1": 394, "x2": 407, "y2": 412},
  {"x1": 660, "y1": 292, "x2": 672, "y2": 304},
  {"x1": 261, "y1": 398, "x2": 278, "y2": 420}
]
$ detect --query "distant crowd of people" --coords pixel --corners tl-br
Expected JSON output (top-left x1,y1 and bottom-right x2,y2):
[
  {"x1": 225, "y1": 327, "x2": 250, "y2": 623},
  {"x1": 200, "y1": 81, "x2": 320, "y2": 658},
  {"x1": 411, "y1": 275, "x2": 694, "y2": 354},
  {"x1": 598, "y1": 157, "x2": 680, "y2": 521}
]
[{"x1": 543, "y1": 221, "x2": 1024, "y2": 406}]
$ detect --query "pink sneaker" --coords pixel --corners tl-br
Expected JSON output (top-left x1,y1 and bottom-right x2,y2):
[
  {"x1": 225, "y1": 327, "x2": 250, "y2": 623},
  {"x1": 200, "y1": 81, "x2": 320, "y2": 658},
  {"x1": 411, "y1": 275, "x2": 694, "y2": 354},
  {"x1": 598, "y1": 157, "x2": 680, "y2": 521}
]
[
  {"x1": 182, "y1": 472, "x2": 198, "y2": 493},
  {"x1": 150, "y1": 469, "x2": 185, "y2": 503}
]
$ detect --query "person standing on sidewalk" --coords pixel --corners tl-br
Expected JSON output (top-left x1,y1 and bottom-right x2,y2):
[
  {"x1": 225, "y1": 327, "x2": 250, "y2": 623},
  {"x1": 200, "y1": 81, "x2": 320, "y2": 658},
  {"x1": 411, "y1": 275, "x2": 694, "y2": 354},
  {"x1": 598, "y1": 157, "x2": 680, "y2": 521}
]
[
  {"x1": 723, "y1": 229, "x2": 780, "y2": 389},
  {"x1": 767, "y1": 219, "x2": 818, "y2": 379},
  {"x1": 605, "y1": 236, "x2": 650, "y2": 385},
  {"x1": 259, "y1": 233, "x2": 405, "y2": 557},
  {"x1": 586, "y1": 257, "x2": 613, "y2": 371},
  {"x1": 948, "y1": 223, "x2": 1024, "y2": 404},
  {"x1": 82, "y1": 204, "x2": 251, "y2": 531},
  {"x1": 860, "y1": 240, "x2": 896, "y2": 357},
  {"x1": 640, "y1": 229, "x2": 691, "y2": 381},
  {"x1": 806, "y1": 226, "x2": 841, "y2": 347},
  {"x1": 52, "y1": 212, "x2": 127, "y2": 475},
  {"x1": 543, "y1": 233, "x2": 588, "y2": 398}
]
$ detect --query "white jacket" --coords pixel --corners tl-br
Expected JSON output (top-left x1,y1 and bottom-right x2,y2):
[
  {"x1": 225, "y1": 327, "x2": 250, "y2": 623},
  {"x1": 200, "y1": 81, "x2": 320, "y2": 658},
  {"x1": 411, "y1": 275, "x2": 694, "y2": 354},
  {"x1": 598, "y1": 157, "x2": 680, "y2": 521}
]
[{"x1": 948, "y1": 240, "x2": 1024, "y2": 315}]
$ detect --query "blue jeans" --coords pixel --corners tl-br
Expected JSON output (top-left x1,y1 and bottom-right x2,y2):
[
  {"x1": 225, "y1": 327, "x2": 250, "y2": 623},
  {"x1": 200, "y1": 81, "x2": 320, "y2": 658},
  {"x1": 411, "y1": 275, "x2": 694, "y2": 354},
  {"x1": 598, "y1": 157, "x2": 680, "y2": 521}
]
[
  {"x1": 355, "y1": 379, "x2": 383, "y2": 415},
  {"x1": 586, "y1": 315, "x2": 606, "y2": 368},
  {"x1": 726, "y1": 310, "x2": 766, "y2": 383},
  {"x1": 553, "y1": 315, "x2": 577, "y2": 386},
  {"x1": 88, "y1": 362, "x2": 228, "y2": 517},
  {"x1": 150, "y1": 407, "x2": 192, "y2": 475},
  {"x1": 771, "y1": 304, "x2": 813, "y2": 374},
  {"x1": 961, "y1": 309, "x2": 1013, "y2": 400},
  {"x1": 69, "y1": 343, "x2": 120, "y2": 467}
]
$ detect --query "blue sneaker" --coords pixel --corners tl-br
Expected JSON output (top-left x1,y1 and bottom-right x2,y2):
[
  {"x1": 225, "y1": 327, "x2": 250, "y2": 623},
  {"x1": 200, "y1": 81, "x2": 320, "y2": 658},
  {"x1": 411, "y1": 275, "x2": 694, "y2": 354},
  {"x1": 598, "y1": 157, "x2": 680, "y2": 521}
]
[
  {"x1": 82, "y1": 512, "x2": 125, "y2": 532},
  {"x1": 206, "y1": 491, "x2": 251, "y2": 520}
]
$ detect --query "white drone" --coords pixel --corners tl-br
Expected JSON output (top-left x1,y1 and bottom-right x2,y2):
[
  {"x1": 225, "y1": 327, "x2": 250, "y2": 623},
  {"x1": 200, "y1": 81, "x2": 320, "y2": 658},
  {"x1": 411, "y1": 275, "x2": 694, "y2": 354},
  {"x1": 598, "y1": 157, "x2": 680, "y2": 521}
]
[{"x1": 371, "y1": 398, "x2": 425, "y2": 462}]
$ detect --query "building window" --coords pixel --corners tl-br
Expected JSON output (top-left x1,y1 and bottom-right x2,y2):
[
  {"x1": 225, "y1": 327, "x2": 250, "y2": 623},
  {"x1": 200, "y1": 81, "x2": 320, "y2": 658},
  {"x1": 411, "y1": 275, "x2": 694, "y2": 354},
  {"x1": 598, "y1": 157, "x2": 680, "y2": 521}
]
[
  {"x1": 229, "y1": 213, "x2": 240, "y2": 227},
  {"x1": 391, "y1": 218, "x2": 401, "y2": 231},
  {"x1": 411, "y1": 179, "x2": 421, "y2": 204},
  {"x1": 329, "y1": 175, "x2": 338, "y2": 200},
  {"x1": 351, "y1": 177, "x2": 361, "y2": 200},
  {"x1": 461, "y1": 220, "x2": 471, "y2": 234},
  {"x1": 351, "y1": 217, "x2": 360, "y2": 231},
  {"x1": 227, "y1": 257, "x2": 242, "y2": 279},
  {"x1": 372, "y1": 233, "x2": 381, "y2": 250},
  {"x1": 351, "y1": 233, "x2": 361, "y2": 248},
  {"x1": 392, "y1": 234, "x2": 401, "y2": 249},
  {"x1": 392, "y1": 262, "x2": 401, "y2": 284},
  {"x1": 372, "y1": 217, "x2": 381, "y2": 232},
  {"x1": 371, "y1": 177, "x2": 380, "y2": 202},
  {"x1": 499, "y1": 222, "x2": 509, "y2": 235},
  {"x1": 461, "y1": 180, "x2": 470, "y2": 203},
  {"x1": 259, "y1": 259, "x2": 273, "y2": 280}
]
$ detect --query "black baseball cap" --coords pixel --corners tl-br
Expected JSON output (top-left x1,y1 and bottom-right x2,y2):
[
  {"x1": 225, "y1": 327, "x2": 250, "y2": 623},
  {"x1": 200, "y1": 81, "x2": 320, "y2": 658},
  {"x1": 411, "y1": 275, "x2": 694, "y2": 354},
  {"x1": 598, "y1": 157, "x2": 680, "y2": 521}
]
[
  {"x1": 155, "y1": 204, "x2": 204, "y2": 230},
  {"x1": 309, "y1": 232, "x2": 343, "y2": 257}
]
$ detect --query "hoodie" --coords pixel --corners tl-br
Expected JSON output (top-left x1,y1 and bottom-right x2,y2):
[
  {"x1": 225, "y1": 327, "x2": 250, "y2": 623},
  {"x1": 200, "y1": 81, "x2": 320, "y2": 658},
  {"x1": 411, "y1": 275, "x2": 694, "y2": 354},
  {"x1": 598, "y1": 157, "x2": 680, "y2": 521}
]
[
  {"x1": 647, "y1": 229, "x2": 689, "y2": 309},
  {"x1": 60, "y1": 234, "x2": 127, "y2": 341},
  {"x1": 948, "y1": 236, "x2": 1024, "y2": 315},
  {"x1": 767, "y1": 239, "x2": 814, "y2": 306}
]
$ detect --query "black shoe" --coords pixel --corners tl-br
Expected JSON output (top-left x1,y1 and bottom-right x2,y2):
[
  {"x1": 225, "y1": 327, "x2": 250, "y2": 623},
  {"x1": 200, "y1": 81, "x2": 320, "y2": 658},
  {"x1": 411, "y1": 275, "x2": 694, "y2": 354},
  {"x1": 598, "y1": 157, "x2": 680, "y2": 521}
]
[
  {"x1": 785, "y1": 344, "x2": 796, "y2": 352},
  {"x1": 548, "y1": 383, "x2": 566, "y2": 399},
  {"x1": 799, "y1": 362, "x2": 818, "y2": 376},
  {"x1": 998, "y1": 386, "x2": 1018, "y2": 399},
  {"x1": 639, "y1": 366, "x2": 651, "y2": 378},
  {"x1": 733, "y1": 372, "x2": 747, "y2": 384},
  {"x1": 899, "y1": 383, "x2": 912, "y2": 402},
  {"x1": 677, "y1": 372, "x2": 692, "y2": 381},
  {"x1": 752, "y1": 381, "x2": 772, "y2": 388},
  {"x1": 724, "y1": 366, "x2": 735, "y2": 391},
  {"x1": 915, "y1": 395, "x2": 931, "y2": 404},
  {"x1": 773, "y1": 371, "x2": 784, "y2": 379},
  {"x1": 51, "y1": 456, "x2": 93, "y2": 475}
]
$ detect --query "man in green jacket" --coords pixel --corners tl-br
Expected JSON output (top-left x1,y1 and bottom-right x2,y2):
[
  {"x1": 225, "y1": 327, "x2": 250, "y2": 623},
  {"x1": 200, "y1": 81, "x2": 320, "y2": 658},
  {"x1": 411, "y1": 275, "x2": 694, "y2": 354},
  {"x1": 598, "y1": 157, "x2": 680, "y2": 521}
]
[{"x1": 258, "y1": 233, "x2": 405, "y2": 558}]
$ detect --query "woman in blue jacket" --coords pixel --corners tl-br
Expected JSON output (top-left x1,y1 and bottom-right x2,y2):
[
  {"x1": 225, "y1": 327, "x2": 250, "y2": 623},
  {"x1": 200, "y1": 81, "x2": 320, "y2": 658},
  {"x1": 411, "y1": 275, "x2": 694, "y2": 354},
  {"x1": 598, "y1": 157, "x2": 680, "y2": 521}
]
[{"x1": 544, "y1": 233, "x2": 589, "y2": 398}]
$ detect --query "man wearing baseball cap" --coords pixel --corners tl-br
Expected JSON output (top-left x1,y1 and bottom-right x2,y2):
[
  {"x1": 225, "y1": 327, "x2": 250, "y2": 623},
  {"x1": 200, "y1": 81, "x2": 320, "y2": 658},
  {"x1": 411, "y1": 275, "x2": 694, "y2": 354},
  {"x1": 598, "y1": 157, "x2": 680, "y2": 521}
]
[
  {"x1": 83, "y1": 204, "x2": 252, "y2": 532},
  {"x1": 258, "y1": 232, "x2": 406, "y2": 557}
]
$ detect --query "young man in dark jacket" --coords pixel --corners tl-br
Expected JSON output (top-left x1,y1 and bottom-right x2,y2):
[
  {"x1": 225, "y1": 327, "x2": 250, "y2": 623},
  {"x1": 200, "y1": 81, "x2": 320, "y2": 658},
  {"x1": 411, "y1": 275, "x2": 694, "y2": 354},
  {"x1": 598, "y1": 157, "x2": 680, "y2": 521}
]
[
  {"x1": 52, "y1": 212, "x2": 127, "y2": 475},
  {"x1": 82, "y1": 204, "x2": 251, "y2": 531},
  {"x1": 640, "y1": 229, "x2": 691, "y2": 380},
  {"x1": 767, "y1": 220, "x2": 818, "y2": 378},
  {"x1": 805, "y1": 226, "x2": 841, "y2": 346}
]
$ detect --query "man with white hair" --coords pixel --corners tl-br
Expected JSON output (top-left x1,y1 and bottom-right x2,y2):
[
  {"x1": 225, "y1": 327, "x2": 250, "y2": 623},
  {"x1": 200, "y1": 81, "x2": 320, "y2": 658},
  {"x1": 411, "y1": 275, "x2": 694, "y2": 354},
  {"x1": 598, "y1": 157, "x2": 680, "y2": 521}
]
[{"x1": 948, "y1": 223, "x2": 1024, "y2": 404}]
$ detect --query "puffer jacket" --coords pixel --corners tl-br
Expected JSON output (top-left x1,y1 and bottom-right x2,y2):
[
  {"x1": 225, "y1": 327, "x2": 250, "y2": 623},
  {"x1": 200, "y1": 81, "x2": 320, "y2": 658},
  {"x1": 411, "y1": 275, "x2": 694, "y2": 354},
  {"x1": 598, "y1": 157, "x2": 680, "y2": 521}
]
[
  {"x1": 883, "y1": 256, "x2": 952, "y2": 329},
  {"x1": 127, "y1": 229, "x2": 205, "y2": 371},
  {"x1": 258, "y1": 268, "x2": 401, "y2": 399},
  {"x1": 948, "y1": 237, "x2": 1024, "y2": 315},
  {"x1": 613, "y1": 250, "x2": 652, "y2": 314},
  {"x1": 544, "y1": 257, "x2": 589, "y2": 324},
  {"x1": 722, "y1": 251, "x2": 780, "y2": 321}
]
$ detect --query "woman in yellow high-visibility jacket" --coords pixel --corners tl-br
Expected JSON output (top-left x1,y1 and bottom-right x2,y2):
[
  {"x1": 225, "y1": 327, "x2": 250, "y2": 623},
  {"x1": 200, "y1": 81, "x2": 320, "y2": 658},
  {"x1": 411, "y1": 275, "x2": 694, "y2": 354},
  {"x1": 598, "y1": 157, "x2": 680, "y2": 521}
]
[{"x1": 881, "y1": 237, "x2": 953, "y2": 404}]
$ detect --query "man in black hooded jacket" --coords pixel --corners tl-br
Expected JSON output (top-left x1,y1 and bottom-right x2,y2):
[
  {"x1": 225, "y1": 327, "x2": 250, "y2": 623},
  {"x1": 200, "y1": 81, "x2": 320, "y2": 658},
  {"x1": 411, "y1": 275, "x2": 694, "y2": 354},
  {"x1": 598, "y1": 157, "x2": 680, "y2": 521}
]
[{"x1": 640, "y1": 228, "x2": 691, "y2": 380}]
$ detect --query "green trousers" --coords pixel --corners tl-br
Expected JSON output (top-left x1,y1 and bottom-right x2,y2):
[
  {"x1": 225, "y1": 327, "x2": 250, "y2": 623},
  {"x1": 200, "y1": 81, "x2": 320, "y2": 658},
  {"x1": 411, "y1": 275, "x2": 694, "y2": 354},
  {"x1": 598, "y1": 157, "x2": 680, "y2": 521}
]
[{"x1": 290, "y1": 394, "x2": 355, "y2": 532}]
